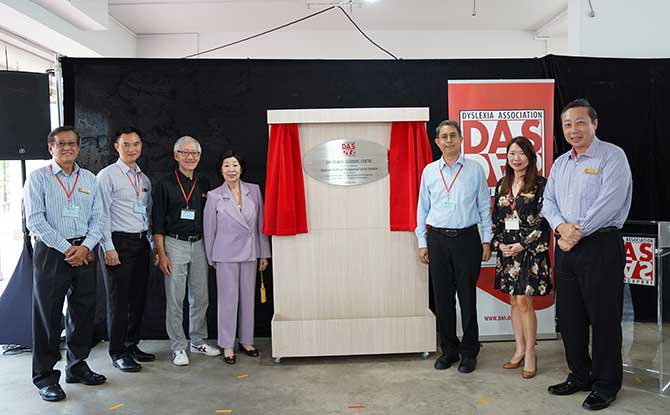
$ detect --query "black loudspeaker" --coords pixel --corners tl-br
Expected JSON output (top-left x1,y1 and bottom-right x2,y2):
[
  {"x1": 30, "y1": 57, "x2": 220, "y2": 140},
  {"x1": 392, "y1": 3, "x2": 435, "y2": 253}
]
[
  {"x1": 0, "y1": 71, "x2": 51, "y2": 160},
  {"x1": 0, "y1": 237, "x2": 33, "y2": 347}
]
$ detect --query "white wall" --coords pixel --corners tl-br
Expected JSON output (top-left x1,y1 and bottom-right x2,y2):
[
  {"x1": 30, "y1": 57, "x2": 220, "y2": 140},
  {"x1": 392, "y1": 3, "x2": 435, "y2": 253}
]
[
  {"x1": 138, "y1": 30, "x2": 547, "y2": 59},
  {"x1": 546, "y1": 37, "x2": 569, "y2": 56},
  {"x1": 0, "y1": 42, "x2": 55, "y2": 73},
  {"x1": 568, "y1": 0, "x2": 670, "y2": 58},
  {"x1": 3, "y1": 1, "x2": 670, "y2": 60},
  {"x1": 0, "y1": 0, "x2": 136, "y2": 57}
]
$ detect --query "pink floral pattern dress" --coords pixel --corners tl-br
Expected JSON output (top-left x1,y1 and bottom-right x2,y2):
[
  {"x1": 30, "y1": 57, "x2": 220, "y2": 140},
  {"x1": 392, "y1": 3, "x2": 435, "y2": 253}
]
[{"x1": 492, "y1": 176, "x2": 552, "y2": 296}]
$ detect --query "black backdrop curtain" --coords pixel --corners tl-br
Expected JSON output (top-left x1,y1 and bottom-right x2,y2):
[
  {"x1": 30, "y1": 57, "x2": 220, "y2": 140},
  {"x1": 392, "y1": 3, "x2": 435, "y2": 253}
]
[{"x1": 60, "y1": 55, "x2": 669, "y2": 338}]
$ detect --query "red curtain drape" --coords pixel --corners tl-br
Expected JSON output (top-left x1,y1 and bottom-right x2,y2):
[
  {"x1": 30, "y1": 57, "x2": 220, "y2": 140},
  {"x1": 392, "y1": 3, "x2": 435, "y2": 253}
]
[
  {"x1": 263, "y1": 123, "x2": 308, "y2": 236},
  {"x1": 389, "y1": 121, "x2": 432, "y2": 231}
]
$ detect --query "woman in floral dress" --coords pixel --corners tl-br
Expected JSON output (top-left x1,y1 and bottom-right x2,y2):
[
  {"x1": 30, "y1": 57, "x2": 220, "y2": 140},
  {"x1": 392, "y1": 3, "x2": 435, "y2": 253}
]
[{"x1": 492, "y1": 136, "x2": 552, "y2": 379}]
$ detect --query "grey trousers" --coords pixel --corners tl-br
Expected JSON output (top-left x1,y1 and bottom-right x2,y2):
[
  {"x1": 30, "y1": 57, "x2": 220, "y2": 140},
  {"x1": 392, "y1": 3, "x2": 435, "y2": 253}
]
[
  {"x1": 215, "y1": 261, "x2": 257, "y2": 348},
  {"x1": 164, "y1": 237, "x2": 209, "y2": 352}
]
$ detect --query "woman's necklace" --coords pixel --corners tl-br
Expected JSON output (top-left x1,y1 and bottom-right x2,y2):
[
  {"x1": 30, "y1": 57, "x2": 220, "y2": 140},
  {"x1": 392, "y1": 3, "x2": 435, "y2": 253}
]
[
  {"x1": 230, "y1": 187, "x2": 242, "y2": 210},
  {"x1": 512, "y1": 176, "x2": 524, "y2": 197}
]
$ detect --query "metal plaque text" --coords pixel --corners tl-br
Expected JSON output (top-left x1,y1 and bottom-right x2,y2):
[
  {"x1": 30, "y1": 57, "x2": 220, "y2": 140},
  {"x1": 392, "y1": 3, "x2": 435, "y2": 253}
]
[{"x1": 303, "y1": 139, "x2": 388, "y2": 186}]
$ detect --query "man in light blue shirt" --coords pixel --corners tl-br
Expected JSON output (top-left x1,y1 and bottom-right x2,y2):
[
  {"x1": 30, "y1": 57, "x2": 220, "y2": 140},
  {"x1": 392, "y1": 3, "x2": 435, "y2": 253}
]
[
  {"x1": 97, "y1": 127, "x2": 154, "y2": 372},
  {"x1": 23, "y1": 126, "x2": 105, "y2": 402},
  {"x1": 416, "y1": 120, "x2": 492, "y2": 374},
  {"x1": 543, "y1": 99, "x2": 632, "y2": 411}
]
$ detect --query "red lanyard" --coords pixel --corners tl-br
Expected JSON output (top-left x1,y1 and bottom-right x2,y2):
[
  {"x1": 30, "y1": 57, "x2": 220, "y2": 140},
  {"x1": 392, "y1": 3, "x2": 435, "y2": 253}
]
[
  {"x1": 508, "y1": 190, "x2": 518, "y2": 211},
  {"x1": 118, "y1": 165, "x2": 141, "y2": 198},
  {"x1": 126, "y1": 171, "x2": 141, "y2": 198},
  {"x1": 175, "y1": 170, "x2": 197, "y2": 207},
  {"x1": 509, "y1": 179, "x2": 525, "y2": 211},
  {"x1": 51, "y1": 165, "x2": 80, "y2": 203},
  {"x1": 439, "y1": 164, "x2": 463, "y2": 194}
]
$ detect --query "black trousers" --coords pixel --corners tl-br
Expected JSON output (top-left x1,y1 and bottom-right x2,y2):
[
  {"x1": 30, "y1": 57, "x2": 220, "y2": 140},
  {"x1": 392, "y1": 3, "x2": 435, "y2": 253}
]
[
  {"x1": 427, "y1": 226, "x2": 483, "y2": 358},
  {"x1": 32, "y1": 241, "x2": 96, "y2": 388},
  {"x1": 103, "y1": 234, "x2": 150, "y2": 359},
  {"x1": 555, "y1": 229, "x2": 625, "y2": 398}
]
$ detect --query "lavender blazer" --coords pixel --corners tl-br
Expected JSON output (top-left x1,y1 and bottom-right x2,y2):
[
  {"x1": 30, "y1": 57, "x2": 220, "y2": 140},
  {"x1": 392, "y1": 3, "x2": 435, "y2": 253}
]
[{"x1": 203, "y1": 181, "x2": 271, "y2": 265}]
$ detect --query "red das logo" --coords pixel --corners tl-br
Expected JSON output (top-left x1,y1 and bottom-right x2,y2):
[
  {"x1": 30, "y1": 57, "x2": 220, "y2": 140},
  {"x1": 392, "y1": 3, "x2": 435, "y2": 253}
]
[
  {"x1": 624, "y1": 236, "x2": 655, "y2": 286},
  {"x1": 342, "y1": 142, "x2": 356, "y2": 156},
  {"x1": 460, "y1": 110, "x2": 545, "y2": 190}
]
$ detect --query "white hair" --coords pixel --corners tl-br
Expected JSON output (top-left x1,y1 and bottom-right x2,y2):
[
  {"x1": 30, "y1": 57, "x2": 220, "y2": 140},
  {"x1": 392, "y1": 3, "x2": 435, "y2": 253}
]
[{"x1": 173, "y1": 136, "x2": 202, "y2": 153}]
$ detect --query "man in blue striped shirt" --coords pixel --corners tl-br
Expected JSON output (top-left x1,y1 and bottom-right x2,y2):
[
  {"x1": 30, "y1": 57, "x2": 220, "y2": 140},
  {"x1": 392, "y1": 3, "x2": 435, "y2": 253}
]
[
  {"x1": 23, "y1": 126, "x2": 105, "y2": 402},
  {"x1": 543, "y1": 99, "x2": 632, "y2": 410},
  {"x1": 416, "y1": 120, "x2": 492, "y2": 374}
]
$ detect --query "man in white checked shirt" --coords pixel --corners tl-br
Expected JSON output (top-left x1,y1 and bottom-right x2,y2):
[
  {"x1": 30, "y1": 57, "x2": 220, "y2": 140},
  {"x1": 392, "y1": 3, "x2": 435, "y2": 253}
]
[{"x1": 23, "y1": 126, "x2": 106, "y2": 402}]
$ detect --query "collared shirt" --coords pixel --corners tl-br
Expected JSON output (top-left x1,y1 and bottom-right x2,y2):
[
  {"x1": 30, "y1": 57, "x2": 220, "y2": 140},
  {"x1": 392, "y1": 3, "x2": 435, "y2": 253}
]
[
  {"x1": 23, "y1": 160, "x2": 103, "y2": 254},
  {"x1": 415, "y1": 154, "x2": 492, "y2": 248},
  {"x1": 97, "y1": 158, "x2": 152, "y2": 252},
  {"x1": 541, "y1": 137, "x2": 632, "y2": 237},
  {"x1": 152, "y1": 169, "x2": 210, "y2": 237}
]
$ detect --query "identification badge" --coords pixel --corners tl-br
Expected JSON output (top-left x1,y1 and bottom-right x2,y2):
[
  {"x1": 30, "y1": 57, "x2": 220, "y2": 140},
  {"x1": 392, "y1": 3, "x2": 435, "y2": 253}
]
[
  {"x1": 63, "y1": 205, "x2": 80, "y2": 218},
  {"x1": 134, "y1": 204, "x2": 147, "y2": 214},
  {"x1": 584, "y1": 168, "x2": 599, "y2": 174},
  {"x1": 444, "y1": 199, "x2": 457, "y2": 209},
  {"x1": 180, "y1": 208, "x2": 196, "y2": 220},
  {"x1": 505, "y1": 218, "x2": 520, "y2": 230}
]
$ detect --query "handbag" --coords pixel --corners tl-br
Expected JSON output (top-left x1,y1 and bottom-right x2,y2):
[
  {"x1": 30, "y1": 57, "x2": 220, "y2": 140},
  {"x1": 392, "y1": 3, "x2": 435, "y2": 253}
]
[{"x1": 260, "y1": 270, "x2": 267, "y2": 303}]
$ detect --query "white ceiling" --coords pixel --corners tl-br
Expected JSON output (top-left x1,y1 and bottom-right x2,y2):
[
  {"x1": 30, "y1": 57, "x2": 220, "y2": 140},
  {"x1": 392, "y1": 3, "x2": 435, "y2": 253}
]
[{"x1": 107, "y1": 0, "x2": 568, "y2": 35}]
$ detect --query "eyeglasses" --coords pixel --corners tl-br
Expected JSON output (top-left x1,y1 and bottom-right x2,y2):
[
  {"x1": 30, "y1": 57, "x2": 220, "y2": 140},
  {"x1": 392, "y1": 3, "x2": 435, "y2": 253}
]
[
  {"x1": 438, "y1": 133, "x2": 461, "y2": 141},
  {"x1": 176, "y1": 150, "x2": 201, "y2": 158},
  {"x1": 53, "y1": 141, "x2": 79, "y2": 149}
]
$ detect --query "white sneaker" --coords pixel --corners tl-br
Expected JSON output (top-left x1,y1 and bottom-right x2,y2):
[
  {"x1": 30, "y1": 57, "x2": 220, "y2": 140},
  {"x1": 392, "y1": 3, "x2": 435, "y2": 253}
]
[
  {"x1": 190, "y1": 343, "x2": 221, "y2": 356},
  {"x1": 172, "y1": 350, "x2": 189, "y2": 366}
]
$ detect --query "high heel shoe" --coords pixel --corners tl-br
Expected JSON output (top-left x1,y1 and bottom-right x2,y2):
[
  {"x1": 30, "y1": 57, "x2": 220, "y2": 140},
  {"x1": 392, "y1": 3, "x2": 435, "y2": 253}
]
[
  {"x1": 522, "y1": 356, "x2": 537, "y2": 379},
  {"x1": 238, "y1": 344, "x2": 260, "y2": 357},
  {"x1": 223, "y1": 349, "x2": 236, "y2": 364},
  {"x1": 223, "y1": 355, "x2": 236, "y2": 364},
  {"x1": 502, "y1": 355, "x2": 525, "y2": 369}
]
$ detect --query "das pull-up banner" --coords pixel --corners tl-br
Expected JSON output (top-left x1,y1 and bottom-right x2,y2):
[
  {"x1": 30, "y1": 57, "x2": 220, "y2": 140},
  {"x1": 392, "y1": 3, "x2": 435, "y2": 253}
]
[{"x1": 448, "y1": 79, "x2": 556, "y2": 339}]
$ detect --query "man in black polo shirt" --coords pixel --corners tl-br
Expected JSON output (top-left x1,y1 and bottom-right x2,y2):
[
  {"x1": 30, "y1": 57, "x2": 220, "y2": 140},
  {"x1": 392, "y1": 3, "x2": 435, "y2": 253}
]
[{"x1": 153, "y1": 136, "x2": 221, "y2": 366}]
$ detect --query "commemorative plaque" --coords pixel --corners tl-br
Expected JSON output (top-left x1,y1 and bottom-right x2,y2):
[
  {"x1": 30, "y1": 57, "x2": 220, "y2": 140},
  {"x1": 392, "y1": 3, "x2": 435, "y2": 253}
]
[{"x1": 303, "y1": 139, "x2": 388, "y2": 186}]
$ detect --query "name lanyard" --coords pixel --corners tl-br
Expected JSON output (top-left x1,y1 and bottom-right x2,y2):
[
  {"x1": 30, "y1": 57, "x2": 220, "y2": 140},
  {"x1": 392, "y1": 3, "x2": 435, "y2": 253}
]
[
  {"x1": 439, "y1": 164, "x2": 463, "y2": 199},
  {"x1": 119, "y1": 165, "x2": 142, "y2": 200},
  {"x1": 508, "y1": 189, "x2": 518, "y2": 211},
  {"x1": 175, "y1": 170, "x2": 197, "y2": 208},
  {"x1": 51, "y1": 165, "x2": 80, "y2": 204},
  {"x1": 505, "y1": 185, "x2": 522, "y2": 230}
]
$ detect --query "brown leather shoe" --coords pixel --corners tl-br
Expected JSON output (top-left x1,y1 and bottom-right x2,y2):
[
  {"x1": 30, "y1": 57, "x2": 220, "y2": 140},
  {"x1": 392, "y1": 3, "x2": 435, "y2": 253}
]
[
  {"x1": 502, "y1": 356, "x2": 524, "y2": 369},
  {"x1": 522, "y1": 356, "x2": 537, "y2": 379}
]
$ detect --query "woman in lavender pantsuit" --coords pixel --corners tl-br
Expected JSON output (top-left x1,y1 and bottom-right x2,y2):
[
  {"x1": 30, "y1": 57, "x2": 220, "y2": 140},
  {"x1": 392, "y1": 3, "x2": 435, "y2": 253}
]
[{"x1": 203, "y1": 151, "x2": 270, "y2": 364}]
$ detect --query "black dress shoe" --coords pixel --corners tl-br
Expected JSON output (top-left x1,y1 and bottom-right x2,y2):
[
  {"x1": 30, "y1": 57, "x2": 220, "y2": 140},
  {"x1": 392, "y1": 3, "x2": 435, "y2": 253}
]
[
  {"x1": 223, "y1": 354, "x2": 236, "y2": 365},
  {"x1": 458, "y1": 357, "x2": 477, "y2": 373},
  {"x1": 547, "y1": 380, "x2": 591, "y2": 395},
  {"x1": 434, "y1": 354, "x2": 460, "y2": 370},
  {"x1": 582, "y1": 391, "x2": 616, "y2": 410},
  {"x1": 65, "y1": 370, "x2": 107, "y2": 385},
  {"x1": 129, "y1": 345, "x2": 156, "y2": 362},
  {"x1": 239, "y1": 344, "x2": 260, "y2": 357},
  {"x1": 112, "y1": 355, "x2": 142, "y2": 372},
  {"x1": 38, "y1": 384, "x2": 66, "y2": 402}
]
